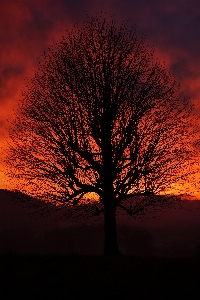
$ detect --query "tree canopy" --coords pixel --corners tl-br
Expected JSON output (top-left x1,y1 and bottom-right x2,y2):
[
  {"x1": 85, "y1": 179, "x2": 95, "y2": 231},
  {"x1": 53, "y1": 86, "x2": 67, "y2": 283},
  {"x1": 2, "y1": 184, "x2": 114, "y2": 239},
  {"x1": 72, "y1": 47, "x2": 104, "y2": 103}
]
[{"x1": 5, "y1": 16, "x2": 198, "y2": 254}]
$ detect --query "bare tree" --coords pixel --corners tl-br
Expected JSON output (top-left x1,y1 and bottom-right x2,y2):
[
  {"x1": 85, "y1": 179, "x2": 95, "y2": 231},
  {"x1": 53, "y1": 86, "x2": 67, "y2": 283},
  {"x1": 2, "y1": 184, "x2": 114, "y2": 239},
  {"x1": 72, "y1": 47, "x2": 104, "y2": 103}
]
[{"x1": 5, "y1": 16, "x2": 197, "y2": 255}]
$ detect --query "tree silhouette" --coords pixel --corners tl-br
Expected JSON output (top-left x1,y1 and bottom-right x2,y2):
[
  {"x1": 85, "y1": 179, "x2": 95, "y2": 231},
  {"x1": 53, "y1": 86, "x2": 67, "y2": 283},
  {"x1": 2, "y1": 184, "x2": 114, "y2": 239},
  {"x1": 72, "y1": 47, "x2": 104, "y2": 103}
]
[{"x1": 5, "y1": 16, "x2": 197, "y2": 255}]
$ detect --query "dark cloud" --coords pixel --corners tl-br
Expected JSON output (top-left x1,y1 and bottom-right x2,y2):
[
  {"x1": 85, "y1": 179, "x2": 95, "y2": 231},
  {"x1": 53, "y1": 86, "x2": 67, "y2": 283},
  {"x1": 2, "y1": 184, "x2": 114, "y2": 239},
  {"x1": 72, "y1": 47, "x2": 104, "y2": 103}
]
[{"x1": 0, "y1": 0, "x2": 200, "y2": 112}]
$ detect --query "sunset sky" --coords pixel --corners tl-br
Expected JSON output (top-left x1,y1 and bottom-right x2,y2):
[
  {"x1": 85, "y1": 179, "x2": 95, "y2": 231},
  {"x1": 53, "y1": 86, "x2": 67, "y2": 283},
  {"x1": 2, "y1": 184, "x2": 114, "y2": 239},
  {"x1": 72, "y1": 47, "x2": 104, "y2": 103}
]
[{"x1": 1, "y1": 0, "x2": 200, "y2": 197}]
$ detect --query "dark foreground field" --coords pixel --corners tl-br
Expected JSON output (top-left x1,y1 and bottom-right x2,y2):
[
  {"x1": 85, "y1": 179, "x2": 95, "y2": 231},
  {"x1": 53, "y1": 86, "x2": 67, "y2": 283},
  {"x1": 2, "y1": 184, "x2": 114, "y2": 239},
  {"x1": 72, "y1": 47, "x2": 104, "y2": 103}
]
[{"x1": 1, "y1": 254, "x2": 200, "y2": 299}]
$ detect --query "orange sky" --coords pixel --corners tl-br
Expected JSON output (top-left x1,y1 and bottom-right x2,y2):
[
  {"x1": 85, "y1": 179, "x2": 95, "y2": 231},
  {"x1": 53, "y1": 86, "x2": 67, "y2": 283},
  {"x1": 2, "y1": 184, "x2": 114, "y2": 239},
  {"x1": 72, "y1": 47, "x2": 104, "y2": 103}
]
[{"x1": 1, "y1": 0, "x2": 200, "y2": 198}]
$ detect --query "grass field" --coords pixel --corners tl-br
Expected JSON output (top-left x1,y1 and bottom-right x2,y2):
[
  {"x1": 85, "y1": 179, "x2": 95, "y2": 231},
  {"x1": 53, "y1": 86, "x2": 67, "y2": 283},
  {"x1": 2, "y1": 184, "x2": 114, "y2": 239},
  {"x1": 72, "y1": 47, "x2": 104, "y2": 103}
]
[{"x1": 1, "y1": 254, "x2": 200, "y2": 299}]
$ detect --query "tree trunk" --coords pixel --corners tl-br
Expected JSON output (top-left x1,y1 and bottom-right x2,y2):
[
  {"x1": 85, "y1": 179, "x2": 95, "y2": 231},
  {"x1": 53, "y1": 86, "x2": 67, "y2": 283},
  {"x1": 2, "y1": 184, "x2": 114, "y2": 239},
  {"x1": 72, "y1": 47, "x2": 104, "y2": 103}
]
[
  {"x1": 103, "y1": 203, "x2": 119, "y2": 255},
  {"x1": 101, "y1": 112, "x2": 119, "y2": 255}
]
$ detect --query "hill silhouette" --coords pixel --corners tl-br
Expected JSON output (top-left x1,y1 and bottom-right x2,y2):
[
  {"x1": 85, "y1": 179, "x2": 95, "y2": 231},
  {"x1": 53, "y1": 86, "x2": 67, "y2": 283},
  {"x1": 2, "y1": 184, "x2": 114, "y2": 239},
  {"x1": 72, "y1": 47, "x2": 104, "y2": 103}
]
[{"x1": 1, "y1": 189, "x2": 200, "y2": 256}]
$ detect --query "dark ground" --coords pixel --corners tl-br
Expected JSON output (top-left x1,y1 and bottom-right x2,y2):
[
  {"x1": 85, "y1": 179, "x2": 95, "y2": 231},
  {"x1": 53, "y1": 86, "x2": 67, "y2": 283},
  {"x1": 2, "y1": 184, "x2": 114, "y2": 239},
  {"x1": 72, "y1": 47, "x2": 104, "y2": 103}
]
[
  {"x1": 1, "y1": 254, "x2": 200, "y2": 299},
  {"x1": 1, "y1": 189, "x2": 200, "y2": 258}
]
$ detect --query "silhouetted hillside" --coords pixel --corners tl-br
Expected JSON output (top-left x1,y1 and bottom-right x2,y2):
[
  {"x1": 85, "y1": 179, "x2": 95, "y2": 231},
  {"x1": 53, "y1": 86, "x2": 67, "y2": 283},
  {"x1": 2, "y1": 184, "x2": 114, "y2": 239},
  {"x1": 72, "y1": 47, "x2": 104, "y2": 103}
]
[{"x1": 1, "y1": 189, "x2": 200, "y2": 257}]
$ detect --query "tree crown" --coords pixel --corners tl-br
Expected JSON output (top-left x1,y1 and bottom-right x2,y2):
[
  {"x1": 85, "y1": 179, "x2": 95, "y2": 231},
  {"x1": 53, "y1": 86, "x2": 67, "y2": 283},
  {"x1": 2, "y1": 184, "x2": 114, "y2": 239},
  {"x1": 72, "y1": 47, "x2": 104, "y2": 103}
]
[{"x1": 5, "y1": 16, "x2": 198, "y2": 211}]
